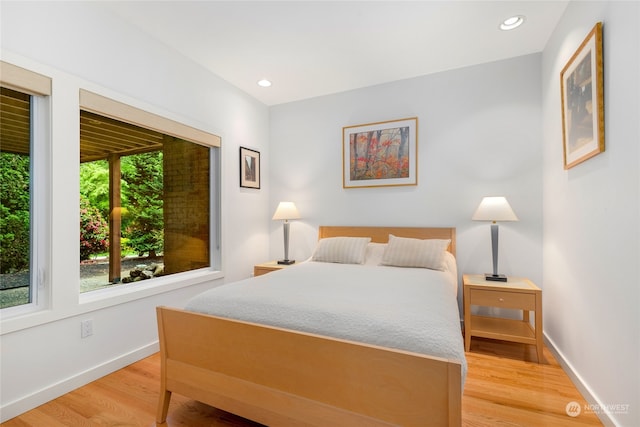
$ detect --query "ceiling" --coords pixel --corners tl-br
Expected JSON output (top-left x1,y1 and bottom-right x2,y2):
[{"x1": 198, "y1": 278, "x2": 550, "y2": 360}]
[{"x1": 99, "y1": 1, "x2": 569, "y2": 106}]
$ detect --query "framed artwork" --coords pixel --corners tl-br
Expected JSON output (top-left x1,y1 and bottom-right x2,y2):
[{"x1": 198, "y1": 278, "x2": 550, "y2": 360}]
[
  {"x1": 239, "y1": 147, "x2": 260, "y2": 189},
  {"x1": 342, "y1": 117, "x2": 417, "y2": 188},
  {"x1": 560, "y1": 22, "x2": 604, "y2": 170}
]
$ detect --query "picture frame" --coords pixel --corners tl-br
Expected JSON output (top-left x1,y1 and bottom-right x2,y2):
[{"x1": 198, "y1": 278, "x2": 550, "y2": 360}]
[
  {"x1": 239, "y1": 147, "x2": 260, "y2": 189},
  {"x1": 560, "y1": 22, "x2": 604, "y2": 170},
  {"x1": 343, "y1": 117, "x2": 417, "y2": 188}
]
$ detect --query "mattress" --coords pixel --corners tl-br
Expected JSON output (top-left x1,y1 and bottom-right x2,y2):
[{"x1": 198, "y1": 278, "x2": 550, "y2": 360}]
[{"x1": 185, "y1": 259, "x2": 467, "y2": 382}]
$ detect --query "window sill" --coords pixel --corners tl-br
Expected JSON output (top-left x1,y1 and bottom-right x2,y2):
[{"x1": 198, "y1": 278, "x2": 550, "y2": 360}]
[{"x1": 0, "y1": 268, "x2": 223, "y2": 335}]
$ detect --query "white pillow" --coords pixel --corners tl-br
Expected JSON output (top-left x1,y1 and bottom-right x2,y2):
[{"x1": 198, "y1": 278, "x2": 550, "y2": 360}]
[
  {"x1": 381, "y1": 234, "x2": 451, "y2": 271},
  {"x1": 364, "y1": 242, "x2": 386, "y2": 266},
  {"x1": 311, "y1": 237, "x2": 371, "y2": 264},
  {"x1": 442, "y1": 251, "x2": 457, "y2": 273}
]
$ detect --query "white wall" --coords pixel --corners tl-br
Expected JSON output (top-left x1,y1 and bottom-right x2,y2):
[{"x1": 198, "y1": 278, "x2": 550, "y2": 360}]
[
  {"x1": 269, "y1": 54, "x2": 544, "y2": 312},
  {"x1": 0, "y1": 2, "x2": 269, "y2": 420},
  {"x1": 542, "y1": 1, "x2": 639, "y2": 426}
]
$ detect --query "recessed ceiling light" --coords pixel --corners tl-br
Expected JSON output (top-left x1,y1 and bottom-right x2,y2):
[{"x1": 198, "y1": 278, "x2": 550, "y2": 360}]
[
  {"x1": 500, "y1": 15, "x2": 525, "y2": 31},
  {"x1": 257, "y1": 79, "x2": 272, "y2": 87}
]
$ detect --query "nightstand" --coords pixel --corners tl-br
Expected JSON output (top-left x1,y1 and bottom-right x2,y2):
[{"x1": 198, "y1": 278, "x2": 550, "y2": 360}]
[
  {"x1": 253, "y1": 261, "x2": 290, "y2": 277},
  {"x1": 463, "y1": 274, "x2": 543, "y2": 363}
]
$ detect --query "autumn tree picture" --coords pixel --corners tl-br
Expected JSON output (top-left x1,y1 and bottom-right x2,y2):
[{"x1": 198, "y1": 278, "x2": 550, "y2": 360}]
[
  {"x1": 343, "y1": 118, "x2": 417, "y2": 188},
  {"x1": 349, "y1": 125, "x2": 410, "y2": 180}
]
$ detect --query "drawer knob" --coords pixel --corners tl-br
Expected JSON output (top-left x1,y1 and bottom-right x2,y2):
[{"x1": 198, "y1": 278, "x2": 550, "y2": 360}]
[{"x1": 499, "y1": 298, "x2": 505, "y2": 302}]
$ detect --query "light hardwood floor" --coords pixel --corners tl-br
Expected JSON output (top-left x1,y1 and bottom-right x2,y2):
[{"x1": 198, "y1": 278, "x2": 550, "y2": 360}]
[{"x1": 2, "y1": 338, "x2": 602, "y2": 427}]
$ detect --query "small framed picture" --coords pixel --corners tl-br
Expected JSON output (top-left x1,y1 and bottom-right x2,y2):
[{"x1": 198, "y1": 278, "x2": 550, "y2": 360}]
[
  {"x1": 240, "y1": 147, "x2": 260, "y2": 189},
  {"x1": 342, "y1": 117, "x2": 418, "y2": 188},
  {"x1": 560, "y1": 22, "x2": 604, "y2": 169}
]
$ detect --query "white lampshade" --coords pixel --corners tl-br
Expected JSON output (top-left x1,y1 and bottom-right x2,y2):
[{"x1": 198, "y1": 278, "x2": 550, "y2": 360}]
[
  {"x1": 272, "y1": 202, "x2": 301, "y2": 221},
  {"x1": 472, "y1": 197, "x2": 518, "y2": 222}
]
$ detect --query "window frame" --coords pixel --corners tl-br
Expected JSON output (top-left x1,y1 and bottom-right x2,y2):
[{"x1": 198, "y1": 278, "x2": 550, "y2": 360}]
[
  {"x1": 0, "y1": 62, "x2": 52, "y2": 316},
  {"x1": 78, "y1": 90, "x2": 222, "y2": 303},
  {"x1": 0, "y1": 66, "x2": 223, "y2": 334}
]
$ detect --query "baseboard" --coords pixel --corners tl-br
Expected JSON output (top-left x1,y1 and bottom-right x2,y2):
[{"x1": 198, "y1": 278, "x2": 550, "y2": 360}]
[
  {"x1": 543, "y1": 333, "x2": 617, "y2": 427},
  {"x1": 0, "y1": 341, "x2": 159, "y2": 422}
]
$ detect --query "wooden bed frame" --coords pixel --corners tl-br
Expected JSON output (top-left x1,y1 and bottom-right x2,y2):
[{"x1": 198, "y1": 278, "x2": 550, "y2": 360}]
[{"x1": 156, "y1": 226, "x2": 461, "y2": 426}]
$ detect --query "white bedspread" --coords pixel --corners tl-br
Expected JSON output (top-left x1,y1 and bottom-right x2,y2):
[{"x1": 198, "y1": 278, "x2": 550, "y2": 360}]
[{"x1": 185, "y1": 261, "x2": 467, "y2": 382}]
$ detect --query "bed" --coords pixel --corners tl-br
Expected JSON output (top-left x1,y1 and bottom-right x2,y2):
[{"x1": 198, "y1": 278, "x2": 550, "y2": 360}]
[{"x1": 156, "y1": 226, "x2": 465, "y2": 426}]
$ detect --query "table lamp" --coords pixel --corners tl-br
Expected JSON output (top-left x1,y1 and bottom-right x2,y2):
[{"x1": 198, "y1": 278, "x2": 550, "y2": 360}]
[
  {"x1": 272, "y1": 201, "x2": 301, "y2": 265},
  {"x1": 472, "y1": 196, "x2": 518, "y2": 281}
]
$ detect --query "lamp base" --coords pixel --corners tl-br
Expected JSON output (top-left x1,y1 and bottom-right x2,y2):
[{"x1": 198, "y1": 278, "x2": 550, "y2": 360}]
[
  {"x1": 277, "y1": 259, "x2": 296, "y2": 265},
  {"x1": 485, "y1": 273, "x2": 507, "y2": 282}
]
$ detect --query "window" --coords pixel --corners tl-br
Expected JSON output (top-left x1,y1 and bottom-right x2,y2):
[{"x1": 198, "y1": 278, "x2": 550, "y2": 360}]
[
  {"x1": 79, "y1": 90, "x2": 220, "y2": 293},
  {"x1": 0, "y1": 62, "x2": 51, "y2": 311}
]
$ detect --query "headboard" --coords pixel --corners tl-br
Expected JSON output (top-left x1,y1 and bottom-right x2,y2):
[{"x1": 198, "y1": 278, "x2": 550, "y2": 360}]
[{"x1": 317, "y1": 226, "x2": 456, "y2": 256}]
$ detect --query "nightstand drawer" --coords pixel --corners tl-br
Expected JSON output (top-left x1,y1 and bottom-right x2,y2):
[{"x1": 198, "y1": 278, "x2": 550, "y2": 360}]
[{"x1": 470, "y1": 288, "x2": 536, "y2": 310}]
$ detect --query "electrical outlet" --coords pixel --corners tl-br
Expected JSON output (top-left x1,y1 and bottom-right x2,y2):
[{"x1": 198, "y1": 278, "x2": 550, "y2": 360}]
[{"x1": 81, "y1": 319, "x2": 93, "y2": 338}]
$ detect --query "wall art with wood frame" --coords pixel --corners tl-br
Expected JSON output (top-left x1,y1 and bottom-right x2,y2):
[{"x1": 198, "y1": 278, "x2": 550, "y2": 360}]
[
  {"x1": 239, "y1": 146, "x2": 260, "y2": 189},
  {"x1": 560, "y1": 22, "x2": 604, "y2": 170},
  {"x1": 342, "y1": 117, "x2": 417, "y2": 188}
]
